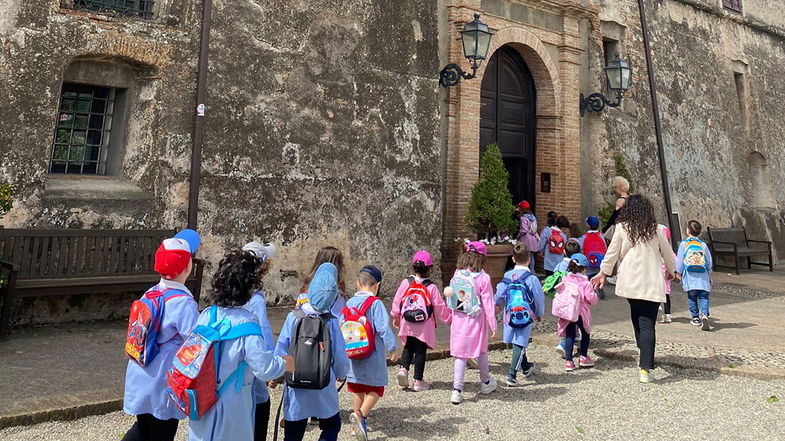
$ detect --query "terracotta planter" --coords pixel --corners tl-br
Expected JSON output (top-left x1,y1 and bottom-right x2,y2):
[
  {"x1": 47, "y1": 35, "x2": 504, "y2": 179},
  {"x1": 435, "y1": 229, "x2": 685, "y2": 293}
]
[{"x1": 485, "y1": 244, "x2": 513, "y2": 287}]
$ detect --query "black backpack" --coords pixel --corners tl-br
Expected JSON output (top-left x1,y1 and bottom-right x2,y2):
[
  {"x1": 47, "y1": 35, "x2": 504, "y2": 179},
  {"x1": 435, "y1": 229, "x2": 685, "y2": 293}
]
[{"x1": 285, "y1": 309, "x2": 334, "y2": 390}]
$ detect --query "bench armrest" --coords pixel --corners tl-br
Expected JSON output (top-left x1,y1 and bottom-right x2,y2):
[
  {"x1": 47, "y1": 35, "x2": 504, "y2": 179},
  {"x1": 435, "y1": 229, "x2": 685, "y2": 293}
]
[
  {"x1": 747, "y1": 240, "x2": 772, "y2": 250},
  {"x1": 0, "y1": 259, "x2": 18, "y2": 272}
]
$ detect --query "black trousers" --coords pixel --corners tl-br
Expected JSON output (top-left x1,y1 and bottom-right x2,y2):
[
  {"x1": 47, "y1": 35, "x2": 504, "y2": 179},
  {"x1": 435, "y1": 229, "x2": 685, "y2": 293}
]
[
  {"x1": 254, "y1": 399, "x2": 271, "y2": 441},
  {"x1": 121, "y1": 414, "x2": 179, "y2": 441},
  {"x1": 663, "y1": 294, "x2": 672, "y2": 315},
  {"x1": 628, "y1": 298, "x2": 659, "y2": 370},
  {"x1": 284, "y1": 412, "x2": 341, "y2": 441},
  {"x1": 400, "y1": 336, "x2": 429, "y2": 381}
]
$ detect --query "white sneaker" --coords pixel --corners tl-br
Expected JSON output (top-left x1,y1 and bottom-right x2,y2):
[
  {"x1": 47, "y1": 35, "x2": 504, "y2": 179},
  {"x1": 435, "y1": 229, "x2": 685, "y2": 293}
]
[
  {"x1": 451, "y1": 389, "x2": 463, "y2": 405},
  {"x1": 663, "y1": 314, "x2": 672, "y2": 323},
  {"x1": 700, "y1": 315, "x2": 712, "y2": 331},
  {"x1": 639, "y1": 369, "x2": 654, "y2": 384},
  {"x1": 555, "y1": 342, "x2": 566, "y2": 359},
  {"x1": 396, "y1": 368, "x2": 409, "y2": 389},
  {"x1": 413, "y1": 380, "x2": 430, "y2": 392},
  {"x1": 480, "y1": 377, "x2": 498, "y2": 394}
]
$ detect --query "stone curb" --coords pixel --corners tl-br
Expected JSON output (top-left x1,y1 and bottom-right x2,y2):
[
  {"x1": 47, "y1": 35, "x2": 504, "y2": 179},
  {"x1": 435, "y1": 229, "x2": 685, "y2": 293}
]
[
  {"x1": 0, "y1": 399, "x2": 123, "y2": 430},
  {"x1": 594, "y1": 348, "x2": 785, "y2": 381}
]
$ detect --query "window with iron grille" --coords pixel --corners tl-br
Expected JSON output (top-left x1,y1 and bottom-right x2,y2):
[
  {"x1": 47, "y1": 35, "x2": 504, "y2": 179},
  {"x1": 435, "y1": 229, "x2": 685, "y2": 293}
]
[
  {"x1": 723, "y1": 0, "x2": 742, "y2": 13},
  {"x1": 50, "y1": 83, "x2": 116, "y2": 175},
  {"x1": 72, "y1": 0, "x2": 155, "y2": 19}
]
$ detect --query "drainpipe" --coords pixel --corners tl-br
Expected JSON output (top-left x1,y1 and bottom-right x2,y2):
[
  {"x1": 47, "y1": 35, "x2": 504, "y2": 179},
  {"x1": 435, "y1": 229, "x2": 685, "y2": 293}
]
[
  {"x1": 637, "y1": 0, "x2": 678, "y2": 249},
  {"x1": 187, "y1": 0, "x2": 213, "y2": 230}
]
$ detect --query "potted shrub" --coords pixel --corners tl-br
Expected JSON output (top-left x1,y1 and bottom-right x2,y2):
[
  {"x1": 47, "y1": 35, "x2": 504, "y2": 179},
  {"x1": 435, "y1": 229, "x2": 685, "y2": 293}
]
[{"x1": 465, "y1": 144, "x2": 517, "y2": 286}]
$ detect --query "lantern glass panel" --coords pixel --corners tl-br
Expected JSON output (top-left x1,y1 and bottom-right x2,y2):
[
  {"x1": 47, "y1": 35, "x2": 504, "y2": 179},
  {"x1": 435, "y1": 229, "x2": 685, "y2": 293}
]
[
  {"x1": 621, "y1": 66, "x2": 632, "y2": 91},
  {"x1": 461, "y1": 30, "x2": 477, "y2": 59},
  {"x1": 606, "y1": 65, "x2": 622, "y2": 91},
  {"x1": 476, "y1": 31, "x2": 492, "y2": 60}
]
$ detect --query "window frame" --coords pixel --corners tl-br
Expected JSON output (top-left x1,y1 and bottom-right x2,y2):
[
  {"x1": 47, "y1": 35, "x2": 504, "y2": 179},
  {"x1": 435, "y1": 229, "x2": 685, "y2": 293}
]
[
  {"x1": 722, "y1": 0, "x2": 743, "y2": 14},
  {"x1": 69, "y1": 0, "x2": 156, "y2": 20}
]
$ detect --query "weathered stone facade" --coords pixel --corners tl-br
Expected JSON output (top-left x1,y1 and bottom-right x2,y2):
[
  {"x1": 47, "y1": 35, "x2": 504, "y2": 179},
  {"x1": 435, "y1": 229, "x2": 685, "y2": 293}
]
[{"x1": 1, "y1": 0, "x2": 784, "y2": 325}]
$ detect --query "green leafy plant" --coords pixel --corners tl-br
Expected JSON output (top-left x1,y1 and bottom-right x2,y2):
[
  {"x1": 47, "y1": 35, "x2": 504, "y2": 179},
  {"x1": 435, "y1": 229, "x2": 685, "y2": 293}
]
[
  {"x1": 465, "y1": 144, "x2": 517, "y2": 239},
  {"x1": 0, "y1": 183, "x2": 12, "y2": 217},
  {"x1": 598, "y1": 154, "x2": 635, "y2": 226}
]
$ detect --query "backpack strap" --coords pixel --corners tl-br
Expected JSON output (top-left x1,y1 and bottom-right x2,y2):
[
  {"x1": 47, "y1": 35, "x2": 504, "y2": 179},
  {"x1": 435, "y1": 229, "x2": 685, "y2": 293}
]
[
  {"x1": 358, "y1": 296, "x2": 378, "y2": 316},
  {"x1": 407, "y1": 276, "x2": 415, "y2": 285},
  {"x1": 218, "y1": 361, "x2": 248, "y2": 397},
  {"x1": 223, "y1": 322, "x2": 263, "y2": 340}
]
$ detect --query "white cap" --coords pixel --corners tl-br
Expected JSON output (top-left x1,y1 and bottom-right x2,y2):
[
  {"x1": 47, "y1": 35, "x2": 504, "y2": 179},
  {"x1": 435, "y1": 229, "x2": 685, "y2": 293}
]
[{"x1": 242, "y1": 242, "x2": 276, "y2": 261}]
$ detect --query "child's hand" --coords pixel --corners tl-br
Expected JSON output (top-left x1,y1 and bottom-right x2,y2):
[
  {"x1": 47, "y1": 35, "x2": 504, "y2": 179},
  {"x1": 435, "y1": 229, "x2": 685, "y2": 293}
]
[
  {"x1": 392, "y1": 317, "x2": 400, "y2": 329},
  {"x1": 267, "y1": 380, "x2": 278, "y2": 389},
  {"x1": 495, "y1": 305, "x2": 501, "y2": 315},
  {"x1": 283, "y1": 355, "x2": 295, "y2": 374},
  {"x1": 535, "y1": 316, "x2": 542, "y2": 322},
  {"x1": 490, "y1": 329, "x2": 496, "y2": 338},
  {"x1": 590, "y1": 273, "x2": 605, "y2": 289},
  {"x1": 389, "y1": 351, "x2": 400, "y2": 363}
]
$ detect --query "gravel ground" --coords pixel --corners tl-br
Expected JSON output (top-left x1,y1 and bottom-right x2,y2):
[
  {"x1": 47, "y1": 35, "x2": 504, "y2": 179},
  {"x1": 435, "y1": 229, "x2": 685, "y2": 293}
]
[{"x1": 3, "y1": 343, "x2": 784, "y2": 441}]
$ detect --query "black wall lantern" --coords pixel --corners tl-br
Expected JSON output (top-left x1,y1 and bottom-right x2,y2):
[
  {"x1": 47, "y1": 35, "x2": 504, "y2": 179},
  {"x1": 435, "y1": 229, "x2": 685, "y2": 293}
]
[
  {"x1": 439, "y1": 13, "x2": 494, "y2": 88},
  {"x1": 580, "y1": 52, "x2": 632, "y2": 116}
]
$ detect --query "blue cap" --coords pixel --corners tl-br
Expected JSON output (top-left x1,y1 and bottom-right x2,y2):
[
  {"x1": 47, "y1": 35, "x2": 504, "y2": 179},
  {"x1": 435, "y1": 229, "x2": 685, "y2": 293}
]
[
  {"x1": 307, "y1": 263, "x2": 338, "y2": 311},
  {"x1": 586, "y1": 216, "x2": 600, "y2": 229},
  {"x1": 570, "y1": 253, "x2": 589, "y2": 267},
  {"x1": 360, "y1": 265, "x2": 383, "y2": 283},
  {"x1": 174, "y1": 229, "x2": 200, "y2": 255}
]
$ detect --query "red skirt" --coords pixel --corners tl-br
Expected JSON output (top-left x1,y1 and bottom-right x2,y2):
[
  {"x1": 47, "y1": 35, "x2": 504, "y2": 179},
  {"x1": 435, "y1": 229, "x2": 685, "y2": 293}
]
[{"x1": 346, "y1": 382, "x2": 385, "y2": 397}]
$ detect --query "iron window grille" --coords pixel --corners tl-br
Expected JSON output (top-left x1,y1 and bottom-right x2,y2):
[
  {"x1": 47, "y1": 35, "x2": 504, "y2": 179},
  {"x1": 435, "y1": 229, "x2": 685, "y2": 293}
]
[
  {"x1": 72, "y1": 0, "x2": 155, "y2": 19},
  {"x1": 50, "y1": 83, "x2": 115, "y2": 175},
  {"x1": 722, "y1": 0, "x2": 742, "y2": 13}
]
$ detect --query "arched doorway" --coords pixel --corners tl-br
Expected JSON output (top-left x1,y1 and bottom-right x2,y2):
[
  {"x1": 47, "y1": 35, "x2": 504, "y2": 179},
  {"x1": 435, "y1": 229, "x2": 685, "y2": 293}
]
[{"x1": 479, "y1": 45, "x2": 537, "y2": 207}]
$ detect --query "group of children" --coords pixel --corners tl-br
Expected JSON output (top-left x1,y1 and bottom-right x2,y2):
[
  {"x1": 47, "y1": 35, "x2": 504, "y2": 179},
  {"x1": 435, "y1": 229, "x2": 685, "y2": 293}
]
[{"x1": 121, "y1": 209, "x2": 715, "y2": 441}]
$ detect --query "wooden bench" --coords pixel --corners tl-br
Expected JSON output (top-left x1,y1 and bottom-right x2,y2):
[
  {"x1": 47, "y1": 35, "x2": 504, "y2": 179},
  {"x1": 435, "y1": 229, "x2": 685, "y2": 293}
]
[
  {"x1": 707, "y1": 227, "x2": 773, "y2": 275},
  {"x1": 0, "y1": 229, "x2": 204, "y2": 337}
]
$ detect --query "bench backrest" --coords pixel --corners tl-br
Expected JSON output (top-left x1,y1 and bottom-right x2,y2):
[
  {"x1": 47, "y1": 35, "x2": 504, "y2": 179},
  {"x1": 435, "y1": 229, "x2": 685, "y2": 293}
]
[
  {"x1": 707, "y1": 227, "x2": 748, "y2": 247},
  {"x1": 0, "y1": 229, "x2": 175, "y2": 279}
]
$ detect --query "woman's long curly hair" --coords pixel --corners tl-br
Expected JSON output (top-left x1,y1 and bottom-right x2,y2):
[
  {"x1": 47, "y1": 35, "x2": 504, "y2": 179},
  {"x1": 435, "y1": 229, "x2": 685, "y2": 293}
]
[
  {"x1": 617, "y1": 194, "x2": 658, "y2": 246},
  {"x1": 211, "y1": 250, "x2": 262, "y2": 307}
]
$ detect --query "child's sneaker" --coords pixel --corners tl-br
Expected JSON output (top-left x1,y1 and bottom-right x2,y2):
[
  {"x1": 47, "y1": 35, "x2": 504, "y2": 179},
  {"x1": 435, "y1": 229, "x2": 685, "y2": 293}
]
[
  {"x1": 578, "y1": 355, "x2": 595, "y2": 368},
  {"x1": 663, "y1": 314, "x2": 672, "y2": 323},
  {"x1": 639, "y1": 369, "x2": 654, "y2": 384},
  {"x1": 700, "y1": 315, "x2": 712, "y2": 331},
  {"x1": 350, "y1": 410, "x2": 368, "y2": 441},
  {"x1": 413, "y1": 380, "x2": 430, "y2": 392},
  {"x1": 565, "y1": 360, "x2": 576, "y2": 372},
  {"x1": 505, "y1": 375, "x2": 518, "y2": 387},
  {"x1": 523, "y1": 363, "x2": 536, "y2": 378},
  {"x1": 396, "y1": 367, "x2": 409, "y2": 389},
  {"x1": 555, "y1": 341, "x2": 567, "y2": 359},
  {"x1": 480, "y1": 377, "x2": 498, "y2": 394},
  {"x1": 451, "y1": 389, "x2": 463, "y2": 405},
  {"x1": 690, "y1": 317, "x2": 701, "y2": 326}
]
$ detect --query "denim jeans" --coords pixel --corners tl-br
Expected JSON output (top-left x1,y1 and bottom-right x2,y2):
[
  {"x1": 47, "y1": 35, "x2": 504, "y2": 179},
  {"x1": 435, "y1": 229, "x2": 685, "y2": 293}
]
[
  {"x1": 564, "y1": 317, "x2": 590, "y2": 361},
  {"x1": 687, "y1": 290, "x2": 710, "y2": 318}
]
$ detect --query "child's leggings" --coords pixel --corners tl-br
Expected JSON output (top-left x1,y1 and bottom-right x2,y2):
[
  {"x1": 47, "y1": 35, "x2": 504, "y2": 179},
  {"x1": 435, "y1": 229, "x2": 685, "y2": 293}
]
[
  {"x1": 453, "y1": 353, "x2": 490, "y2": 391},
  {"x1": 400, "y1": 336, "x2": 428, "y2": 381},
  {"x1": 564, "y1": 317, "x2": 590, "y2": 361},
  {"x1": 663, "y1": 294, "x2": 671, "y2": 315},
  {"x1": 509, "y1": 344, "x2": 531, "y2": 377}
]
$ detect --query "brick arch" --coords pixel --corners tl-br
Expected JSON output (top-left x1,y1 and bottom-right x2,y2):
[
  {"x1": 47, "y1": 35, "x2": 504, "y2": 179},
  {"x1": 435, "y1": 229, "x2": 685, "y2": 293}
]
[{"x1": 477, "y1": 26, "x2": 561, "y2": 116}]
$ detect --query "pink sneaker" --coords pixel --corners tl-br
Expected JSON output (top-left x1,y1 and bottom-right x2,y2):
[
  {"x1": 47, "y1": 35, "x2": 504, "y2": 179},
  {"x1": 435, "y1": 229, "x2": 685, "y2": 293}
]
[
  {"x1": 413, "y1": 380, "x2": 430, "y2": 392},
  {"x1": 565, "y1": 360, "x2": 576, "y2": 372},
  {"x1": 579, "y1": 355, "x2": 595, "y2": 368}
]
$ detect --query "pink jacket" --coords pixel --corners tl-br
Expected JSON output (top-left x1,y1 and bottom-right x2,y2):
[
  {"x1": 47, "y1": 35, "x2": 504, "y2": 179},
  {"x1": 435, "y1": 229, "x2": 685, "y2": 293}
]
[
  {"x1": 447, "y1": 270, "x2": 497, "y2": 359},
  {"x1": 390, "y1": 278, "x2": 450, "y2": 349},
  {"x1": 556, "y1": 273, "x2": 599, "y2": 337},
  {"x1": 662, "y1": 251, "x2": 676, "y2": 295}
]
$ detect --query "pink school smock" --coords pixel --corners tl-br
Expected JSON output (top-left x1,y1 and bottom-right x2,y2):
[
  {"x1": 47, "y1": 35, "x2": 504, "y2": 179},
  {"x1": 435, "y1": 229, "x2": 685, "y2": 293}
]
[
  {"x1": 556, "y1": 273, "x2": 599, "y2": 338},
  {"x1": 390, "y1": 277, "x2": 451, "y2": 349},
  {"x1": 448, "y1": 270, "x2": 497, "y2": 359}
]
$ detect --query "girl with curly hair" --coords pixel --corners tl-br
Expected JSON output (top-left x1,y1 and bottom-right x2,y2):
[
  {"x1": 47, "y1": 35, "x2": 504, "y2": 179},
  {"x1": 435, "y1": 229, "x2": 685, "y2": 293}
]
[
  {"x1": 188, "y1": 250, "x2": 294, "y2": 441},
  {"x1": 592, "y1": 194, "x2": 676, "y2": 384}
]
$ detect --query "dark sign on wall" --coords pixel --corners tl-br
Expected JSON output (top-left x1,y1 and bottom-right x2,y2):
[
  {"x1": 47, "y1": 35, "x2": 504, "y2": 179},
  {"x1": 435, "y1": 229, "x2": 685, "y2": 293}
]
[{"x1": 541, "y1": 173, "x2": 551, "y2": 193}]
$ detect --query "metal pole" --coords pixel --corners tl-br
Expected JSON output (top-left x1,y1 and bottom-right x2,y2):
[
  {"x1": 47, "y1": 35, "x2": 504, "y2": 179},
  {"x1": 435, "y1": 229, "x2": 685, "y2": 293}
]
[
  {"x1": 187, "y1": 0, "x2": 213, "y2": 230},
  {"x1": 637, "y1": 0, "x2": 678, "y2": 249}
]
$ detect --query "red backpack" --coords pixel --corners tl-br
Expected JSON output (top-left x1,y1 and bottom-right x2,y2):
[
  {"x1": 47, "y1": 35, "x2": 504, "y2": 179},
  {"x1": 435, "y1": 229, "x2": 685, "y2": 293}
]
[
  {"x1": 583, "y1": 232, "x2": 607, "y2": 269},
  {"x1": 400, "y1": 277, "x2": 434, "y2": 323},
  {"x1": 547, "y1": 229, "x2": 566, "y2": 255},
  {"x1": 340, "y1": 296, "x2": 378, "y2": 360},
  {"x1": 125, "y1": 286, "x2": 191, "y2": 367}
]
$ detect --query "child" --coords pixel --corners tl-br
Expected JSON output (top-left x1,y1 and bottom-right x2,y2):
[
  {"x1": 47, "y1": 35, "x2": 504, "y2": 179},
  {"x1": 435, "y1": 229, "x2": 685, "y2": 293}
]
[
  {"x1": 391, "y1": 251, "x2": 450, "y2": 392},
  {"x1": 539, "y1": 215, "x2": 569, "y2": 276},
  {"x1": 553, "y1": 254, "x2": 599, "y2": 372},
  {"x1": 494, "y1": 243, "x2": 545, "y2": 387},
  {"x1": 443, "y1": 241, "x2": 498, "y2": 405},
  {"x1": 550, "y1": 239, "x2": 581, "y2": 357},
  {"x1": 676, "y1": 220, "x2": 714, "y2": 331},
  {"x1": 515, "y1": 201, "x2": 540, "y2": 272},
  {"x1": 241, "y1": 241, "x2": 278, "y2": 441},
  {"x1": 122, "y1": 230, "x2": 201, "y2": 441},
  {"x1": 554, "y1": 239, "x2": 581, "y2": 273},
  {"x1": 274, "y1": 263, "x2": 350, "y2": 441},
  {"x1": 579, "y1": 216, "x2": 607, "y2": 300},
  {"x1": 297, "y1": 246, "x2": 347, "y2": 317},
  {"x1": 341, "y1": 265, "x2": 398, "y2": 440},
  {"x1": 187, "y1": 250, "x2": 294, "y2": 441},
  {"x1": 657, "y1": 227, "x2": 677, "y2": 324}
]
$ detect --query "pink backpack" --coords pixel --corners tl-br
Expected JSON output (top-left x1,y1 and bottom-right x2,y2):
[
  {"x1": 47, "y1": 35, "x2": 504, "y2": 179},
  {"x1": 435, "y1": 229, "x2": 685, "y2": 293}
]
[{"x1": 552, "y1": 277, "x2": 581, "y2": 322}]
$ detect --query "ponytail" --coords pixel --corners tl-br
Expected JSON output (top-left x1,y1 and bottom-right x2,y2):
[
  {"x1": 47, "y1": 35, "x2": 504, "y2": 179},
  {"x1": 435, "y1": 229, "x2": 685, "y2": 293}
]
[{"x1": 567, "y1": 259, "x2": 584, "y2": 274}]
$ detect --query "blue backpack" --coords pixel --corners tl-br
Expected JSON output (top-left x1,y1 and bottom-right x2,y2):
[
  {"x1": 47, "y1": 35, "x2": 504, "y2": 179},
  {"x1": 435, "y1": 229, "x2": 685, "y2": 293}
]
[
  {"x1": 503, "y1": 273, "x2": 536, "y2": 329},
  {"x1": 684, "y1": 238, "x2": 708, "y2": 273}
]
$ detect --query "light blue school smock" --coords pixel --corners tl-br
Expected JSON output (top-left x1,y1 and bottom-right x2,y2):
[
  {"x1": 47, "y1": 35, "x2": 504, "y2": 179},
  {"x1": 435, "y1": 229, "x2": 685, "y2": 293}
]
[
  {"x1": 123, "y1": 279, "x2": 199, "y2": 421},
  {"x1": 539, "y1": 227, "x2": 568, "y2": 271},
  {"x1": 274, "y1": 308, "x2": 350, "y2": 421},
  {"x1": 242, "y1": 291, "x2": 276, "y2": 404},
  {"x1": 676, "y1": 239, "x2": 713, "y2": 292},
  {"x1": 187, "y1": 307, "x2": 287, "y2": 441},
  {"x1": 340, "y1": 291, "x2": 398, "y2": 387},
  {"x1": 494, "y1": 267, "x2": 546, "y2": 348}
]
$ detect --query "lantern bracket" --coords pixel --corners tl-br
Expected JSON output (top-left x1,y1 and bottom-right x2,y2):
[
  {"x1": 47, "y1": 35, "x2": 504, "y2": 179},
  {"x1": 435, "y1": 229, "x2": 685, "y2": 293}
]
[
  {"x1": 579, "y1": 91, "x2": 623, "y2": 117},
  {"x1": 439, "y1": 63, "x2": 479, "y2": 88}
]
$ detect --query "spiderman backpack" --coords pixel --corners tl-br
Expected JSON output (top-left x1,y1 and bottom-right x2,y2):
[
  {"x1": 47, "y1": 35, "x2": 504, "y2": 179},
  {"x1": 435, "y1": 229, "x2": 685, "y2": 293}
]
[{"x1": 125, "y1": 286, "x2": 191, "y2": 367}]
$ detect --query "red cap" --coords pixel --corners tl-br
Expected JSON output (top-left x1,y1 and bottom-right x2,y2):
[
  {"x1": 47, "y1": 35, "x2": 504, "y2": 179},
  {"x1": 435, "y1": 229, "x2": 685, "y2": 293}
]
[
  {"x1": 518, "y1": 200, "x2": 531, "y2": 210},
  {"x1": 154, "y1": 238, "x2": 192, "y2": 279}
]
